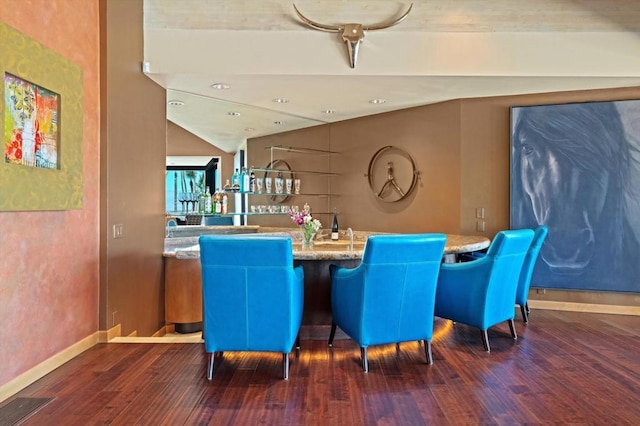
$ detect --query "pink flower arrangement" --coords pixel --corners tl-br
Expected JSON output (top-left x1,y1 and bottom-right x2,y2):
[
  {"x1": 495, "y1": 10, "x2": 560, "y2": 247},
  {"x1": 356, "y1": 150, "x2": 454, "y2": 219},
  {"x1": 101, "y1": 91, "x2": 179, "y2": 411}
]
[{"x1": 289, "y1": 203, "x2": 322, "y2": 243}]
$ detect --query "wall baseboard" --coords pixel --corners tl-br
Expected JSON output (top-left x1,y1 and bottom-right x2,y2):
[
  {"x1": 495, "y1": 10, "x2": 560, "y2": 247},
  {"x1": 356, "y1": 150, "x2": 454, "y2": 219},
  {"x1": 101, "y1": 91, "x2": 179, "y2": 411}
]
[
  {"x1": 0, "y1": 332, "x2": 98, "y2": 403},
  {"x1": 98, "y1": 324, "x2": 122, "y2": 343},
  {"x1": 529, "y1": 300, "x2": 640, "y2": 316}
]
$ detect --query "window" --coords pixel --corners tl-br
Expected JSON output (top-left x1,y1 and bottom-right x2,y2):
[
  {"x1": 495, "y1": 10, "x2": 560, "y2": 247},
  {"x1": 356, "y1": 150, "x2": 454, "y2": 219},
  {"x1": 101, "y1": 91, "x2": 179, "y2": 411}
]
[{"x1": 166, "y1": 157, "x2": 218, "y2": 215}]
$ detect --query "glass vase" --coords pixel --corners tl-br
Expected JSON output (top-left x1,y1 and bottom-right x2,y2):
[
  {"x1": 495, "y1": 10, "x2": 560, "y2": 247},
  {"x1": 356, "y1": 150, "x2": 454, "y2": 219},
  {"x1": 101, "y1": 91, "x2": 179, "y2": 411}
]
[{"x1": 301, "y1": 231, "x2": 316, "y2": 249}]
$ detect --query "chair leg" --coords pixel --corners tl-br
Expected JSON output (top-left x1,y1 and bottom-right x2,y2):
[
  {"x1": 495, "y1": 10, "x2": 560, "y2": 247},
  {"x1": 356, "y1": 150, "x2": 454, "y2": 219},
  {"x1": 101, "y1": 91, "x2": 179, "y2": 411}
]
[
  {"x1": 207, "y1": 352, "x2": 214, "y2": 380},
  {"x1": 361, "y1": 347, "x2": 369, "y2": 373},
  {"x1": 526, "y1": 302, "x2": 531, "y2": 314},
  {"x1": 295, "y1": 334, "x2": 301, "y2": 350},
  {"x1": 396, "y1": 343, "x2": 400, "y2": 351},
  {"x1": 424, "y1": 340, "x2": 433, "y2": 365},
  {"x1": 520, "y1": 305, "x2": 529, "y2": 323},
  {"x1": 508, "y1": 319, "x2": 518, "y2": 340},
  {"x1": 481, "y1": 330, "x2": 490, "y2": 352},
  {"x1": 328, "y1": 323, "x2": 337, "y2": 347},
  {"x1": 283, "y1": 353, "x2": 289, "y2": 380}
]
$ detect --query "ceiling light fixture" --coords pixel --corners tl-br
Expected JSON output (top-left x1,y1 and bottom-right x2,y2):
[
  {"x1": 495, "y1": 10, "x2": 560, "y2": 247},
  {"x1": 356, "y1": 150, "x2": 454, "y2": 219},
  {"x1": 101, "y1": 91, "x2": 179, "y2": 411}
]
[
  {"x1": 244, "y1": 128, "x2": 255, "y2": 132},
  {"x1": 272, "y1": 98, "x2": 289, "y2": 104},
  {"x1": 369, "y1": 98, "x2": 387, "y2": 104},
  {"x1": 274, "y1": 121, "x2": 285, "y2": 125},
  {"x1": 227, "y1": 112, "x2": 241, "y2": 116},
  {"x1": 167, "y1": 100, "x2": 184, "y2": 106},
  {"x1": 211, "y1": 83, "x2": 231, "y2": 90},
  {"x1": 322, "y1": 109, "x2": 336, "y2": 114}
]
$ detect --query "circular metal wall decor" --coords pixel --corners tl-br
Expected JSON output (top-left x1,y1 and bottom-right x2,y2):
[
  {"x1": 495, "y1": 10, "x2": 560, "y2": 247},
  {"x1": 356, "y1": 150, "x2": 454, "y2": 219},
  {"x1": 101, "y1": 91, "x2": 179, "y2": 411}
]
[
  {"x1": 366, "y1": 145, "x2": 418, "y2": 202},
  {"x1": 263, "y1": 159, "x2": 294, "y2": 204}
]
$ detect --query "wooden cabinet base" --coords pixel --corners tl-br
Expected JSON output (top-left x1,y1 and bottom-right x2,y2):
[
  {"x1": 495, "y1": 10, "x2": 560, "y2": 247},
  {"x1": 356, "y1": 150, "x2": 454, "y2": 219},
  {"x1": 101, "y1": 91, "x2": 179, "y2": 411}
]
[{"x1": 165, "y1": 257, "x2": 203, "y2": 331}]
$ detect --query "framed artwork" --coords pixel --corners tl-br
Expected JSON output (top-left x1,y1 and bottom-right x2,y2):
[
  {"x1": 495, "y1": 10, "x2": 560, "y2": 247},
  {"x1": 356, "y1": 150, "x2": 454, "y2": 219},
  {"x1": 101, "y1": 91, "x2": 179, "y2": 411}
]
[
  {"x1": 0, "y1": 21, "x2": 83, "y2": 211},
  {"x1": 5, "y1": 73, "x2": 60, "y2": 169},
  {"x1": 510, "y1": 100, "x2": 640, "y2": 293}
]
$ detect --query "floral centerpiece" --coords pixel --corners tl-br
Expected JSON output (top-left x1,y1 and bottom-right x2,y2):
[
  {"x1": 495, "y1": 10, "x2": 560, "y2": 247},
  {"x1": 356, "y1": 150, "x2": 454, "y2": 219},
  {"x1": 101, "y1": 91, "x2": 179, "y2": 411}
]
[{"x1": 289, "y1": 203, "x2": 322, "y2": 248}]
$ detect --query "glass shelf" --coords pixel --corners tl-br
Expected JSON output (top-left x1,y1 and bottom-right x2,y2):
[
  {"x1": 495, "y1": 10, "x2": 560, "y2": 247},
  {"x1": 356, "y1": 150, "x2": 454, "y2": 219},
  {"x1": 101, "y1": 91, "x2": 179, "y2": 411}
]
[
  {"x1": 266, "y1": 145, "x2": 338, "y2": 156},
  {"x1": 225, "y1": 190, "x2": 331, "y2": 197},
  {"x1": 251, "y1": 167, "x2": 339, "y2": 177}
]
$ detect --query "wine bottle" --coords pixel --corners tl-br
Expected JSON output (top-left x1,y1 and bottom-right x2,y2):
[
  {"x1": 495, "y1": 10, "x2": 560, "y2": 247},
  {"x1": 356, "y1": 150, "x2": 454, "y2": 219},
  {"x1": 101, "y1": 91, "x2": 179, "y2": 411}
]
[
  {"x1": 213, "y1": 189, "x2": 221, "y2": 214},
  {"x1": 249, "y1": 166, "x2": 256, "y2": 193},
  {"x1": 331, "y1": 210, "x2": 339, "y2": 240},
  {"x1": 231, "y1": 169, "x2": 240, "y2": 191},
  {"x1": 221, "y1": 191, "x2": 228, "y2": 214},
  {"x1": 198, "y1": 189, "x2": 207, "y2": 214},
  {"x1": 204, "y1": 186, "x2": 212, "y2": 213}
]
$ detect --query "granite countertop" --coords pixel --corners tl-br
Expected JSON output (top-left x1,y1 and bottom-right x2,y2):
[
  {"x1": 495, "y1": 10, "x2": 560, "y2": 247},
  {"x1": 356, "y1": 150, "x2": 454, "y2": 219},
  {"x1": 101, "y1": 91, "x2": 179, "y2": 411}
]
[{"x1": 164, "y1": 228, "x2": 489, "y2": 261}]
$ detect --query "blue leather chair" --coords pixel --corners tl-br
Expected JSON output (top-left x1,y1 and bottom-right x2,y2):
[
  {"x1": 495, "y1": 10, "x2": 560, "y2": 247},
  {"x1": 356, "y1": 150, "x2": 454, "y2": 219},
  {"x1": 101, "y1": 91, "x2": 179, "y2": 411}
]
[
  {"x1": 199, "y1": 235, "x2": 304, "y2": 380},
  {"x1": 459, "y1": 226, "x2": 548, "y2": 323},
  {"x1": 203, "y1": 216, "x2": 233, "y2": 226},
  {"x1": 328, "y1": 234, "x2": 447, "y2": 372},
  {"x1": 516, "y1": 225, "x2": 548, "y2": 323},
  {"x1": 434, "y1": 229, "x2": 534, "y2": 352}
]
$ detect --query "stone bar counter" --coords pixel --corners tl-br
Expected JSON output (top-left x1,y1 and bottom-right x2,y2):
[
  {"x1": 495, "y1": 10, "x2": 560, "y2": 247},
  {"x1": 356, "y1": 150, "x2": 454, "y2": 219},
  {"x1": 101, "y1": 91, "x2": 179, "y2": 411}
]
[{"x1": 163, "y1": 226, "x2": 490, "y2": 337}]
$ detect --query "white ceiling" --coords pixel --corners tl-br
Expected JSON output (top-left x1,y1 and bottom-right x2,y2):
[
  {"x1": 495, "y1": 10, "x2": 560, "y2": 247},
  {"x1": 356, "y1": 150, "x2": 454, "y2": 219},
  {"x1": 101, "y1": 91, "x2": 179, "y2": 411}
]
[{"x1": 142, "y1": 0, "x2": 640, "y2": 153}]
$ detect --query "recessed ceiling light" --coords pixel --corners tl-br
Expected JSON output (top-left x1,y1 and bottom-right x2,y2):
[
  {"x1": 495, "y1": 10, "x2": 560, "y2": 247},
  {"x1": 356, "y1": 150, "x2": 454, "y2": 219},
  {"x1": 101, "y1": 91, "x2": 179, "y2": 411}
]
[
  {"x1": 167, "y1": 100, "x2": 184, "y2": 106},
  {"x1": 369, "y1": 98, "x2": 387, "y2": 104},
  {"x1": 272, "y1": 98, "x2": 289, "y2": 103},
  {"x1": 211, "y1": 83, "x2": 230, "y2": 90},
  {"x1": 227, "y1": 112, "x2": 241, "y2": 116},
  {"x1": 322, "y1": 109, "x2": 336, "y2": 114},
  {"x1": 274, "y1": 121, "x2": 285, "y2": 125},
  {"x1": 244, "y1": 128, "x2": 255, "y2": 132}
]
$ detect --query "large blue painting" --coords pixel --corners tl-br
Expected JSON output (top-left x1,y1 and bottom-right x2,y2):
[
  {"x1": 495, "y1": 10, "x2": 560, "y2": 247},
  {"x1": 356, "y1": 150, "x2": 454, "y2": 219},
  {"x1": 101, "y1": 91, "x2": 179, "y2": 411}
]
[{"x1": 510, "y1": 100, "x2": 640, "y2": 293}]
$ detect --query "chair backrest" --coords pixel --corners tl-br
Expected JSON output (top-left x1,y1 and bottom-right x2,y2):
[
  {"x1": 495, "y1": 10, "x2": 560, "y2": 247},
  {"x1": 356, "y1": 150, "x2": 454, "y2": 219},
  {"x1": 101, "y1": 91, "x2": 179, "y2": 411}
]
[
  {"x1": 359, "y1": 234, "x2": 447, "y2": 344},
  {"x1": 186, "y1": 214, "x2": 203, "y2": 225},
  {"x1": 199, "y1": 235, "x2": 299, "y2": 353},
  {"x1": 203, "y1": 216, "x2": 234, "y2": 226},
  {"x1": 515, "y1": 225, "x2": 549, "y2": 306},
  {"x1": 483, "y1": 229, "x2": 535, "y2": 320}
]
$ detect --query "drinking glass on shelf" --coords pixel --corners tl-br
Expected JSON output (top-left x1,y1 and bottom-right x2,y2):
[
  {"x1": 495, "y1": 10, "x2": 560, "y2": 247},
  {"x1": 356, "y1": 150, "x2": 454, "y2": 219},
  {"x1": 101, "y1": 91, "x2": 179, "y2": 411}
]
[
  {"x1": 188, "y1": 192, "x2": 197, "y2": 212},
  {"x1": 294, "y1": 178, "x2": 301, "y2": 194},
  {"x1": 178, "y1": 192, "x2": 188, "y2": 212},
  {"x1": 256, "y1": 178, "x2": 263, "y2": 194},
  {"x1": 285, "y1": 178, "x2": 292, "y2": 194},
  {"x1": 275, "y1": 177, "x2": 284, "y2": 194},
  {"x1": 265, "y1": 177, "x2": 272, "y2": 194}
]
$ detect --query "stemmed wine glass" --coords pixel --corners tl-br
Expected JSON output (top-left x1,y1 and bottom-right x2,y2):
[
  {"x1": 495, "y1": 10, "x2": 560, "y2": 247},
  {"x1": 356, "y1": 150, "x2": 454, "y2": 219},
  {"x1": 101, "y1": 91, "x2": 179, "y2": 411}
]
[
  {"x1": 178, "y1": 192, "x2": 188, "y2": 213},
  {"x1": 188, "y1": 192, "x2": 196, "y2": 213}
]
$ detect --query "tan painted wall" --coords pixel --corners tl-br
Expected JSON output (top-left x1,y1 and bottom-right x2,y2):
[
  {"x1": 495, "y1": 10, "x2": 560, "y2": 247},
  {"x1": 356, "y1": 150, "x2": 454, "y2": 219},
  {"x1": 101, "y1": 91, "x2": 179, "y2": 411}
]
[
  {"x1": 100, "y1": 0, "x2": 167, "y2": 336},
  {"x1": 166, "y1": 121, "x2": 235, "y2": 187},
  {"x1": 249, "y1": 88, "x2": 640, "y2": 307},
  {"x1": 248, "y1": 102, "x2": 462, "y2": 234},
  {"x1": 0, "y1": 0, "x2": 100, "y2": 385}
]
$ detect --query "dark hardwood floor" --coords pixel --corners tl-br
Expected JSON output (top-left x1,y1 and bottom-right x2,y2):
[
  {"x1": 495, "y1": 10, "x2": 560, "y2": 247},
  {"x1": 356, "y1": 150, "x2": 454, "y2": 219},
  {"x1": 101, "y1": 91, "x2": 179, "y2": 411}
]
[{"x1": 5, "y1": 309, "x2": 640, "y2": 425}]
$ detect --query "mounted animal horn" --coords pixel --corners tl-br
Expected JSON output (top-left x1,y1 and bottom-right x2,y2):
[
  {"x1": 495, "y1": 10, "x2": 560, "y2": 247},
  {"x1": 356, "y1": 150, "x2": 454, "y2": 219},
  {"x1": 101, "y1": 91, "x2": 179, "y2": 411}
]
[{"x1": 293, "y1": 3, "x2": 413, "y2": 69}]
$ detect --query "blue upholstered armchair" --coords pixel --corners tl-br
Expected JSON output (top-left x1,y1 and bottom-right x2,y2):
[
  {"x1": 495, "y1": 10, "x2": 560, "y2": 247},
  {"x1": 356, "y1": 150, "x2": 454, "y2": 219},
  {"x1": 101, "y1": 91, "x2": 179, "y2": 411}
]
[
  {"x1": 434, "y1": 229, "x2": 534, "y2": 352},
  {"x1": 459, "y1": 226, "x2": 548, "y2": 323},
  {"x1": 328, "y1": 234, "x2": 447, "y2": 372},
  {"x1": 516, "y1": 225, "x2": 548, "y2": 323},
  {"x1": 199, "y1": 235, "x2": 304, "y2": 380}
]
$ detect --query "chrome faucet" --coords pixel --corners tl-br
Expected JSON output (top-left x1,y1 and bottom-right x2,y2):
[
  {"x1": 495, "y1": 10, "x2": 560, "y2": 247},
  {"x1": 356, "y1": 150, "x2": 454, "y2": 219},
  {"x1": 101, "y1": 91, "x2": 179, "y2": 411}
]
[{"x1": 347, "y1": 227, "x2": 354, "y2": 251}]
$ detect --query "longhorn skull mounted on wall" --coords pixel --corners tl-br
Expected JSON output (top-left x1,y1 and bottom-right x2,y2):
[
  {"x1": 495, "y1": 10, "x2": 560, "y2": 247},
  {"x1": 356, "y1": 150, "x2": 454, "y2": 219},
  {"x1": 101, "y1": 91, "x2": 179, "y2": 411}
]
[{"x1": 293, "y1": 3, "x2": 413, "y2": 68}]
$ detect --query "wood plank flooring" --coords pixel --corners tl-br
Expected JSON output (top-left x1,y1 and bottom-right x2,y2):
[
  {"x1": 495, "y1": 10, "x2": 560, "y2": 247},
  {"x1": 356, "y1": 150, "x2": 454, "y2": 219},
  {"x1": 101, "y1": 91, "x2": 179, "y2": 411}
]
[{"x1": 6, "y1": 309, "x2": 640, "y2": 425}]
